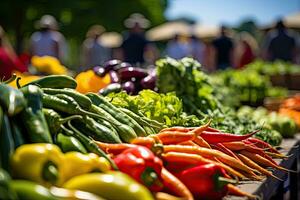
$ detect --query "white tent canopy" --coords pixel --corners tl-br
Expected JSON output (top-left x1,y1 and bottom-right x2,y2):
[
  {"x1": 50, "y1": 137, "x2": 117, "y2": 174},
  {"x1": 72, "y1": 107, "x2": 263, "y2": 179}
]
[
  {"x1": 146, "y1": 21, "x2": 191, "y2": 41},
  {"x1": 192, "y1": 24, "x2": 219, "y2": 39}
]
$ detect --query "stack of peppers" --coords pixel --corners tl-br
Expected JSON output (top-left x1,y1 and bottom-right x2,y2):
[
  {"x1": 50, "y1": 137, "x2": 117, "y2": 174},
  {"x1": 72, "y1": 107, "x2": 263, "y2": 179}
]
[{"x1": 111, "y1": 145, "x2": 235, "y2": 200}]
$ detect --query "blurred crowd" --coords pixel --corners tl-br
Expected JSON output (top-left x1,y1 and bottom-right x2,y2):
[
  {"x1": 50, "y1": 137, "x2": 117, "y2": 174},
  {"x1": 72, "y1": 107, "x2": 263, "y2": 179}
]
[{"x1": 1, "y1": 13, "x2": 300, "y2": 78}]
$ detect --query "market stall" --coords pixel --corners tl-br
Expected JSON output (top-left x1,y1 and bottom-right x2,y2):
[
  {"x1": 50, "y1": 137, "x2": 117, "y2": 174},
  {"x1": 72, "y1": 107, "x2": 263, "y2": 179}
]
[{"x1": 0, "y1": 57, "x2": 299, "y2": 200}]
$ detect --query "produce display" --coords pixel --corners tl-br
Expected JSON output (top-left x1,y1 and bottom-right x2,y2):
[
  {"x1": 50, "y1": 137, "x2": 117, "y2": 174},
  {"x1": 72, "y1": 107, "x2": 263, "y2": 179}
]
[
  {"x1": 0, "y1": 67, "x2": 296, "y2": 200},
  {"x1": 279, "y1": 95, "x2": 300, "y2": 127}
]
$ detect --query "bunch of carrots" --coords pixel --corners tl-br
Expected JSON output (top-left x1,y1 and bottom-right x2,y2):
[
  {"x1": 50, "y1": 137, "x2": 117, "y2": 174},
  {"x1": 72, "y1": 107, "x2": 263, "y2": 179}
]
[{"x1": 96, "y1": 120, "x2": 292, "y2": 200}]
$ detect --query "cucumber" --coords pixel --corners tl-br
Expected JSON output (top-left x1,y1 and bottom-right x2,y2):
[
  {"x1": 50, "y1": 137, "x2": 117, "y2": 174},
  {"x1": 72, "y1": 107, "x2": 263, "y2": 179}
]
[{"x1": 23, "y1": 75, "x2": 77, "y2": 89}]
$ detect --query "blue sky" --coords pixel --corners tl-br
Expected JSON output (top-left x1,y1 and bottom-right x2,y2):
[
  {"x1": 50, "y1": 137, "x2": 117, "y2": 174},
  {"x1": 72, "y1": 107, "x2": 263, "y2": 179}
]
[{"x1": 165, "y1": 0, "x2": 300, "y2": 26}]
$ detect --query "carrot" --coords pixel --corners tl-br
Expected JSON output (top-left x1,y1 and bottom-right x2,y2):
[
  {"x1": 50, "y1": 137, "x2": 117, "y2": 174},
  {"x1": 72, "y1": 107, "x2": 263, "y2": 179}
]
[
  {"x1": 200, "y1": 130, "x2": 259, "y2": 143},
  {"x1": 212, "y1": 143, "x2": 241, "y2": 161},
  {"x1": 246, "y1": 138, "x2": 280, "y2": 154},
  {"x1": 163, "y1": 145, "x2": 257, "y2": 175},
  {"x1": 179, "y1": 141, "x2": 198, "y2": 146},
  {"x1": 236, "y1": 153, "x2": 283, "y2": 181},
  {"x1": 130, "y1": 136, "x2": 157, "y2": 148},
  {"x1": 160, "y1": 127, "x2": 194, "y2": 133},
  {"x1": 222, "y1": 141, "x2": 246, "y2": 151},
  {"x1": 206, "y1": 126, "x2": 221, "y2": 132},
  {"x1": 193, "y1": 136, "x2": 211, "y2": 148},
  {"x1": 190, "y1": 119, "x2": 211, "y2": 135},
  {"x1": 265, "y1": 152, "x2": 291, "y2": 159},
  {"x1": 95, "y1": 141, "x2": 137, "y2": 155},
  {"x1": 161, "y1": 152, "x2": 246, "y2": 180},
  {"x1": 227, "y1": 184, "x2": 257, "y2": 199},
  {"x1": 155, "y1": 131, "x2": 195, "y2": 145},
  {"x1": 155, "y1": 192, "x2": 185, "y2": 200},
  {"x1": 161, "y1": 167, "x2": 194, "y2": 200},
  {"x1": 244, "y1": 144, "x2": 278, "y2": 165},
  {"x1": 240, "y1": 150, "x2": 295, "y2": 173}
]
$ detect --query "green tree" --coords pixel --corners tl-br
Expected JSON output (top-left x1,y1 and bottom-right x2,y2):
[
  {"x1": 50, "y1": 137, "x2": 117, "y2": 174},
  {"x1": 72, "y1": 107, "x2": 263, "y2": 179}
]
[{"x1": 0, "y1": 0, "x2": 168, "y2": 55}]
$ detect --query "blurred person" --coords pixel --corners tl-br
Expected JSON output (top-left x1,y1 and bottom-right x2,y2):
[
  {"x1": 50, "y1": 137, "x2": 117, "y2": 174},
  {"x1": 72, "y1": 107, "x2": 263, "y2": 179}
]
[
  {"x1": 81, "y1": 25, "x2": 111, "y2": 71},
  {"x1": 189, "y1": 35, "x2": 204, "y2": 63},
  {"x1": 212, "y1": 26, "x2": 234, "y2": 70},
  {"x1": 0, "y1": 26, "x2": 27, "y2": 80},
  {"x1": 118, "y1": 13, "x2": 157, "y2": 65},
  {"x1": 263, "y1": 20, "x2": 297, "y2": 62},
  {"x1": 165, "y1": 34, "x2": 191, "y2": 59},
  {"x1": 234, "y1": 32, "x2": 258, "y2": 69},
  {"x1": 30, "y1": 15, "x2": 67, "y2": 62}
]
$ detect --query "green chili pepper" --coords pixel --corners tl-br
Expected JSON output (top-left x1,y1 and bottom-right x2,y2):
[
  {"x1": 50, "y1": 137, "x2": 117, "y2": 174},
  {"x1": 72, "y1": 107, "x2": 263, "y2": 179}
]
[
  {"x1": 56, "y1": 132, "x2": 87, "y2": 154},
  {"x1": 10, "y1": 180, "x2": 58, "y2": 200},
  {"x1": 43, "y1": 88, "x2": 92, "y2": 110},
  {"x1": 42, "y1": 94, "x2": 106, "y2": 121},
  {"x1": 23, "y1": 75, "x2": 77, "y2": 89},
  {"x1": 20, "y1": 85, "x2": 52, "y2": 143},
  {"x1": 89, "y1": 105, "x2": 137, "y2": 142},
  {"x1": 0, "y1": 168, "x2": 18, "y2": 200},
  {"x1": 65, "y1": 121, "x2": 118, "y2": 170},
  {"x1": 43, "y1": 108, "x2": 82, "y2": 135},
  {"x1": 10, "y1": 119, "x2": 25, "y2": 149},
  {"x1": 74, "y1": 116, "x2": 122, "y2": 143},
  {"x1": 87, "y1": 93, "x2": 146, "y2": 137},
  {"x1": 0, "y1": 84, "x2": 26, "y2": 116},
  {"x1": 0, "y1": 110, "x2": 15, "y2": 172}
]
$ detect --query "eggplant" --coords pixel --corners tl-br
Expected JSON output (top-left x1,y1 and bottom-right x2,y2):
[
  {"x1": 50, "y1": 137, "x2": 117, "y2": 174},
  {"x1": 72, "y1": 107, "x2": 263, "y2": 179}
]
[
  {"x1": 114, "y1": 62, "x2": 132, "y2": 71},
  {"x1": 93, "y1": 66, "x2": 106, "y2": 77},
  {"x1": 140, "y1": 74, "x2": 156, "y2": 90},
  {"x1": 109, "y1": 70, "x2": 120, "y2": 83},
  {"x1": 121, "y1": 81, "x2": 135, "y2": 95},
  {"x1": 118, "y1": 67, "x2": 148, "y2": 81},
  {"x1": 99, "y1": 83, "x2": 122, "y2": 96},
  {"x1": 104, "y1": 59, "x2": 122, "y2": 71}
]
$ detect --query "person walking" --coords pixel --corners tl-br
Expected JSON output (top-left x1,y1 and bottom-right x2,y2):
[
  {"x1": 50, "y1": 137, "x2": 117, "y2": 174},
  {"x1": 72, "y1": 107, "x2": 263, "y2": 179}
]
[
  {"x1": 264, "y1": 20, "x2": 297, "y2": 62},
  {"x1": 212, "y1": 26, "x2": 234, "y2": 70},
  {"x1": 30, "y1": 15, "x2": 67, "y2": 62},
  {"x1": 119, "y1": 13, "x2": 157, "y2": 65},
  {"x1": 81, "y1": 25, "x2": 111, "y2": 71}
]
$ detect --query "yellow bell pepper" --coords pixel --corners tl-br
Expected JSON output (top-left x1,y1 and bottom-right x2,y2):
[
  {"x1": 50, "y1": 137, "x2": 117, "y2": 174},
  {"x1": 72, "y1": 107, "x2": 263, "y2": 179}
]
[
  {"x1": 75, "y1": 70, "x2": 110, "y2": 94},
  {"x1": 31, "y1": 56, "x2": 68, "y2": 75},
  {"x1": 62, "y1": 152, "x2": 110, "y2": 182},
  {"x1": 63, "y1": 172, "x2": 154, "y2": 200},
  {"x1": 11, "y1": 143, "x2": 65, "y2": 186}
]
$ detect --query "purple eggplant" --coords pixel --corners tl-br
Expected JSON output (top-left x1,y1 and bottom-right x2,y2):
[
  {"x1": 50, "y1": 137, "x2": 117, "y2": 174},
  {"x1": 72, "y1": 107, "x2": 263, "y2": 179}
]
[
  {"x1": 114, "y1": 62, "x2": 132, "y2": 71},
  {"x1": 109, "y1": 70, "x2": 120, "y2": 83},
  {"x1": 121, "y1": 81, "x2": 135, "y2": 94},
  {"x1": 104, "y1": 59, "x2": 122, "y2": 71},
  {"x1": 93, "y1": 66, "x2": 106, "y2": 77},
  {"x1": 140, "y1": 74, "x2": 156, "y2": 90},
  {"x1": 118, "y1": 67, "x2": 148, "y2": 81}
]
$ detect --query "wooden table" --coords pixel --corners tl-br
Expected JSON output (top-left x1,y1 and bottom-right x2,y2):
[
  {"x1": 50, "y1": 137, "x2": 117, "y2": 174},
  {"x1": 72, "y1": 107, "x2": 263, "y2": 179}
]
[{"x1": 224, "y1": 134, "x2": 300, "y2": 200}]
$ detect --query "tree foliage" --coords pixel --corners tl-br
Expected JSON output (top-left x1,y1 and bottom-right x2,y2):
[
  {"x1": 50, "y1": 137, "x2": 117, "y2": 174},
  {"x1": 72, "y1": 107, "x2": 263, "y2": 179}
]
[{"x1": 0, "y1": 0, "x2": 168, "y2": 52}]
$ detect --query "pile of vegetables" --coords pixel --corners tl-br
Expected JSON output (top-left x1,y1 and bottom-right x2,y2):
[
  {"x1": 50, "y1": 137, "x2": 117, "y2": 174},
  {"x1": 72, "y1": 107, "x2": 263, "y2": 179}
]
[
  {"x1": 212, "y1": 69, "x2": 287, "y2": 107},
  {"x1": 238, "y1": 106, "x2": 298, "y2": 138},
  {"x1": 279, "y1": 95, "x2": 300, "y2": 127},
  {"x1": 94, "y1": 59, "x2": 156, "y2": 95},
  {"x1": 0, "y1": 73, "x2": 294, "y2": 200}
]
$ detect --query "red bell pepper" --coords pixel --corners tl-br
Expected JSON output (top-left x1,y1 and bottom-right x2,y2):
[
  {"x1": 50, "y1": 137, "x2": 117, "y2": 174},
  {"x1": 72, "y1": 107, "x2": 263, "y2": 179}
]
[
  {"x1": 113, "y1": 146, "x2": 163, "y2": 192},
  {"x1": 177, "y1": 163, "x2": 236, "y2": 200}
]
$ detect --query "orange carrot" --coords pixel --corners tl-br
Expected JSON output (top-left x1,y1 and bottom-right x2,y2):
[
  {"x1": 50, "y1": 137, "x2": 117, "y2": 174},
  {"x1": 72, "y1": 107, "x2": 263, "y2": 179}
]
[
  {"x1": 240, "y1": 150, "x2": 295, "y2": 173},
  {"x1": 190, "y1": 119, "x2": 211, "y2": 135},
  {"x1": 227, "y1": 184, "x2": 257, "y2": 199},
  {"x1": 265, "y1": 152, "x2": 291, "y2": 159},
  {"x1": 161, "y1": 168, "x2": 194, "y2": 200},
  {"x1": 236, "y1": 153, "x2": 283, "y2": 181},
  {"x1": 193, "y1": 136, "x2": 211, "y2": 148},
  {"x1": 179, "y1": 141, "x2": 198, "y2": 146},
  {"x1": 161, "y1": 152, "x2": 246, "y2": 180},
  {"x1": 222, "y1": 141, "x2": 246, "y2": 151},
  {"x1": 95, "y1": 141, "x2": 137, "y2": 154},
  {"x1": 130, "y1": 136, "x2": 157, "y2": 148},
  {"x1": 155, "y1": 131, "x2": 195, "y2": 145},
  {"x1": 160, "y1": 127, "x2": 194, "y2": 133},
  {"x1": 163, "y1": 145, "x2": 257, "y2": 175},
  {"x1": 212, "y1": 143, "x2": 241, "y2": 161}
]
